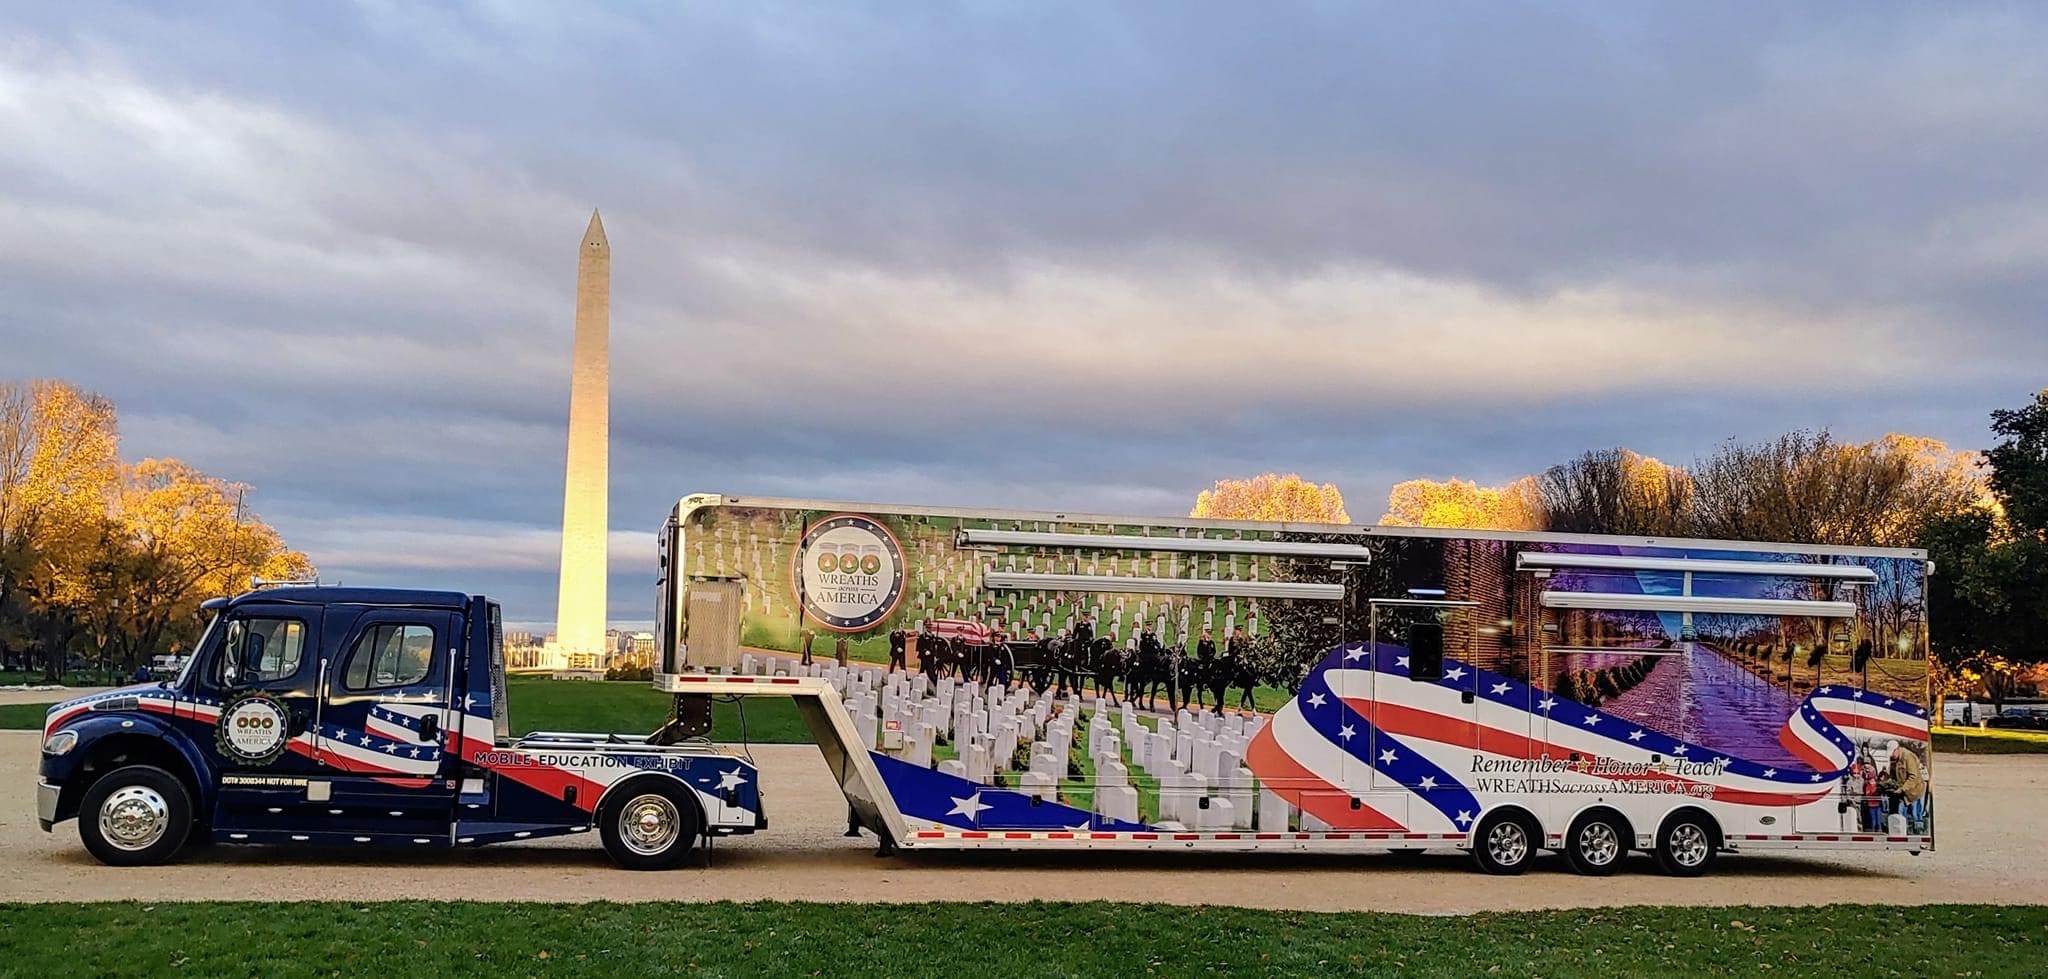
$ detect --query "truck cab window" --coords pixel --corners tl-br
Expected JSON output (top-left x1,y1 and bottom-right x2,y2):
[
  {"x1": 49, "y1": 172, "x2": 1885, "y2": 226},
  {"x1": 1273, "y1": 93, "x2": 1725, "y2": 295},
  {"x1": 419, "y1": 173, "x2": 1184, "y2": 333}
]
[
  {"x1": 212, "y1": 618, "x2": 307, "y2": 687},
  {"x1": 343, "y1": 624, "x2": 437, "y2": 690}
]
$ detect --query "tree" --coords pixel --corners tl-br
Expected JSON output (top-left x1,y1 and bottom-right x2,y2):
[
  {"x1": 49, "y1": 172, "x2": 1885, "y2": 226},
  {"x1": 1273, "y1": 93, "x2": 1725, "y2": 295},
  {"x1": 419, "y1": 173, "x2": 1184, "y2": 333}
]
[
  {"x1": 1380, "y1": 476, "x2": 1543, "y2": 530},
  {"x1": 1191, "y1": 473, "x2": 1350, "y2": 523},
  {"x1": 1533, "y1": 448, "x2": 1693, "y2": 536},
  {"x1": 1985, "y1": 390, "x2": 2048, "y2": 538},
  {"x1": 0, "y1": 379, "x2": 310, "y2": 679},
  {"x1": 1690, "y1": 431, "x2": 1981, "y2": 547}
]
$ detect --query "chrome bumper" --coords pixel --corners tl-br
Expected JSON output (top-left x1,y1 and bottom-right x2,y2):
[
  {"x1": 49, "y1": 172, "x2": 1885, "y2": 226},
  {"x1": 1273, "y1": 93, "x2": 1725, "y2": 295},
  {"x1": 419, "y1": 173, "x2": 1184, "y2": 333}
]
[{"x1": 36, "y1": 780, "x2": 60, "y2": 831}]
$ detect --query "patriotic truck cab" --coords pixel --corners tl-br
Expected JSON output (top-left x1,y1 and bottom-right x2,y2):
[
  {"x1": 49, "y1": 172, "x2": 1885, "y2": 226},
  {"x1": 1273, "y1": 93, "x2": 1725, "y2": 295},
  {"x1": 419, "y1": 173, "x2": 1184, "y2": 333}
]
[{"x1": 36, "y1": 587, "x2": 764, "y2": 869}]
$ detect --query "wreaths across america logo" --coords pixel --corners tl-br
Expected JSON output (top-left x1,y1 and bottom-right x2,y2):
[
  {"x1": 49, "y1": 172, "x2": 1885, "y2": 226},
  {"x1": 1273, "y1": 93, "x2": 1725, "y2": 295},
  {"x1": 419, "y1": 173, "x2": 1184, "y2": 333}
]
[
  {"x1": 793, "y1": 513, "x2": 906, "y2": 632},
  {"x1": 215, "y1": 689, "x2": 292, "y2": 766}
]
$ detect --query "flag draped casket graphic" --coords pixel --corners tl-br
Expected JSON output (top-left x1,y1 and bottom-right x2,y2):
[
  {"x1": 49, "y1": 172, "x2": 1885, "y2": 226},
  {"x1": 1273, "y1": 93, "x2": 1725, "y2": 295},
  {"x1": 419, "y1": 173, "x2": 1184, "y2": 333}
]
[
  {"x1": 925, "y1": 619, "x2": 993, "y2": 645},
  {"x1": 1244, "y1": 644, "x2": 1930, "y2": 834}
]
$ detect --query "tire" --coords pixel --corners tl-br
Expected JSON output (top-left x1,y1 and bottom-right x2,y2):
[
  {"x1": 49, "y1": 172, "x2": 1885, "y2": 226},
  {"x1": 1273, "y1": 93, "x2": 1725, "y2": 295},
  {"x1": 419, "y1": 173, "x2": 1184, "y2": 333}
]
[
  {"x1": 1471, "y1": 810, "x2": 1539, "y2": 875},
  {"x1": 1565, "y1": 811, "x2": 1628, "y2": 876},
  {"x1": 78, "y1": 765, "x2": 192, "y2": 867},
  {"x1": 1655, "y1": 812, "x2": 1719, "y2": 877},
  {"x1": 599, "y1": 782, "x2": 702, "y2": 870}
]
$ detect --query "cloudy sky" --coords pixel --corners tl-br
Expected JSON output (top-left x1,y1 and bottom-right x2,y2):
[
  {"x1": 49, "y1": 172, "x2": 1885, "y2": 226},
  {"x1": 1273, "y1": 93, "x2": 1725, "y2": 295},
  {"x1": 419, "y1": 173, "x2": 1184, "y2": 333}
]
[{"x1": 4, "y1": 2, "x2": 2043, "y2": 629}]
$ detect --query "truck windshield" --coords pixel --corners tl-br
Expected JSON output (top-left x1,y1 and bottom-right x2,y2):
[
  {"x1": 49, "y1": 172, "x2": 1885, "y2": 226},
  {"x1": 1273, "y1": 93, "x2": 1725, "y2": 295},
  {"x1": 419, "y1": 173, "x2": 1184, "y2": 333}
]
[{"x1": 172, "y1": 612, "x2": 221, "y2": 688}]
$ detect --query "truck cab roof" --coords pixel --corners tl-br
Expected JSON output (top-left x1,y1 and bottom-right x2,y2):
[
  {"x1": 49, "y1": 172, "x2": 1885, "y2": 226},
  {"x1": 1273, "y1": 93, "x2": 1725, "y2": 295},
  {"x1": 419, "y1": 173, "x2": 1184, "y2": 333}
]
[{"x1": 212, "y1": 586, "x2": 475, "y2": 610}]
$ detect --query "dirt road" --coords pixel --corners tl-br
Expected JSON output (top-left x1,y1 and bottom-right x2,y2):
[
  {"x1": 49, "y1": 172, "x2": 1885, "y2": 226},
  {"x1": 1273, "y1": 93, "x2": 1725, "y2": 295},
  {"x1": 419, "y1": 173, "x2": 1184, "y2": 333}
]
[{"x1": 4, "y1": 731, "x2": 2040, "y2": 912}]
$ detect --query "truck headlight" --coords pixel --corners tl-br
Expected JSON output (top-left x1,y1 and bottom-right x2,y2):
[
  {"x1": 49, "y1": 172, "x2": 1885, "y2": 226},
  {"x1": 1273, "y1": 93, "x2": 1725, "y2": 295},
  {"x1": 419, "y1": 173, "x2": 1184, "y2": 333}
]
[{"x1": 42, "y1": 730, "x2": 77, "y2": 756}]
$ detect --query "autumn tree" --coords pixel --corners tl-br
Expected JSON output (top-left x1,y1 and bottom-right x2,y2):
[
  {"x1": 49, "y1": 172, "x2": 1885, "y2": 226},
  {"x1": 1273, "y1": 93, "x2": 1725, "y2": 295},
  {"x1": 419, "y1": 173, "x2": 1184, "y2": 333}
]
[
  {"x1": 1380, "y1": 476, "x2": 1543, "y2": 530},
  {"x1": 1689, "y1": 431, "x2": 1983, "y2": 547},
  {"x1": 1533, "y1": 448, "x2": 1693, "y2": 537},
  {"x1": 1191, "y1": 473, "x2": 1350, "y2": 523},
  {"x1": 0, "y1": 379, "x2": 309, "y2": 679}
]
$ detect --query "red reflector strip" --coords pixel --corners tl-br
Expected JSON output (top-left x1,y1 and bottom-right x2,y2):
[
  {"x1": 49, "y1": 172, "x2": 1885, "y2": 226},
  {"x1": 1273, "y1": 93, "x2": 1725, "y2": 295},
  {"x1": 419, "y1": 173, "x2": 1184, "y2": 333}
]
[{"x1": 770, "y1": 677, "x2": 801, "y2": 684}]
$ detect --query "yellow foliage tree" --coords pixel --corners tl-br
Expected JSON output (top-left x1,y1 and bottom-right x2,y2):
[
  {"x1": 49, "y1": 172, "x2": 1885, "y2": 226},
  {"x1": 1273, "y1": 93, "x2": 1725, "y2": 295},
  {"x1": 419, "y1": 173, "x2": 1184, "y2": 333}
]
[
  {"x1": 1, "y1": 379, "x2": 310, "y2": 678},
  {"x1": 1191, "y1": 473, "x2": 1350, "y2": 523},
  {"x1": 1380, "y1": 476, "x2": 1544, "y2": 530}
]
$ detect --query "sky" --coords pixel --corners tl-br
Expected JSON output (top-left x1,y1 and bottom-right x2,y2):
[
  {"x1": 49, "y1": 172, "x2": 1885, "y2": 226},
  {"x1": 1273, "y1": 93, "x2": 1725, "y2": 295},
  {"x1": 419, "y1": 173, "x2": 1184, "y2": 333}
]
[{"x1": 3, "y1": 2, "x2": 2044, "y2": 630}]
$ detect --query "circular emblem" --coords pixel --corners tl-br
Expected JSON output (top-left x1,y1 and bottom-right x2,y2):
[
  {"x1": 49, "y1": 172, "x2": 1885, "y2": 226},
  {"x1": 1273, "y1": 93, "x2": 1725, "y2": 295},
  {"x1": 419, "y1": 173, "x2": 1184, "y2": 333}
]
[
  {"x1": 215, "y1": 691, "x2": 291, "y2": 766},
  {"x1": 793, "y1": 513, "x2": 906, "y2": 632}
]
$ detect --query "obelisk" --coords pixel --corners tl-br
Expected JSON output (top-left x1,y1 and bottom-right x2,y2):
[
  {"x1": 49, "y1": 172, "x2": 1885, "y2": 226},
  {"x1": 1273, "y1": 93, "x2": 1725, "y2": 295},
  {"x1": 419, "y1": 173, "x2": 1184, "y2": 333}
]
[{"x1": 554, "y1": 210, "x2": 609, "y2": 669}]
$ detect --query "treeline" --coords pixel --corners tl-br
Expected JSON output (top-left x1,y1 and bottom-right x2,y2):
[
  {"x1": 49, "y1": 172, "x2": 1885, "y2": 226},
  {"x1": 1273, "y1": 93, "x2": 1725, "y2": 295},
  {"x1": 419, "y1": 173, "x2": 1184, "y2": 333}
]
[
  {"x1": 1380, "y1": 392, "x2": 2048, "y2": 695},
  {"x1": 1, "y1": 380, "x2": 309, "y2": 680}
]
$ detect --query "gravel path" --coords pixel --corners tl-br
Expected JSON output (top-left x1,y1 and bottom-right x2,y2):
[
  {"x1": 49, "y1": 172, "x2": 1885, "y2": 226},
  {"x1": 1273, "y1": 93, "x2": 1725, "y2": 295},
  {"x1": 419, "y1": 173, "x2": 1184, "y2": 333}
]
[{"x1": 4, "y1": 732, "x2": 2040, "y2": 912}]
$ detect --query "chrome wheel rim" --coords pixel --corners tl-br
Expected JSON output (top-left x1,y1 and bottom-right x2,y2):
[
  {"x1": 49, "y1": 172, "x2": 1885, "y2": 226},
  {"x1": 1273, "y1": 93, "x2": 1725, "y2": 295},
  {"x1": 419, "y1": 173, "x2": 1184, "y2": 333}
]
[
  {"x1": 1485, "y1": 820, "x2": 1529, "y2": 867},
  {"x1": 1578, "y1": 822, "x2": 1621, "y2": 866},
  {"x1": 1668, "y1": 823, "x2": 1711, "y2": 867},
  {"x1": 99, "y1": 785, "x2": 170, "y2": 852},
  {"x1": 620, "y1": 794, "x2": 680, "y2": 856}
]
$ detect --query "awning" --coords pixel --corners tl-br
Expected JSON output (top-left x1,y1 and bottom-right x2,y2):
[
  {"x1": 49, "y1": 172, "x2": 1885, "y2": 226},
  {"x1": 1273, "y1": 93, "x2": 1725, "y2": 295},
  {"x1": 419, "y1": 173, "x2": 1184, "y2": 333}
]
[
  {"x1": 1518, "y1": 552, "x2": 1876, "y2": 581},
  {"x1": 982, "y1": 570, "x2": 1344, "y2": 601},
  {"x1": 959, "y1": 528, "x2": 1370, "y2": 560},
  {"x1": 1539, "y1": 591, "x2": 1857, "y2": 618}
]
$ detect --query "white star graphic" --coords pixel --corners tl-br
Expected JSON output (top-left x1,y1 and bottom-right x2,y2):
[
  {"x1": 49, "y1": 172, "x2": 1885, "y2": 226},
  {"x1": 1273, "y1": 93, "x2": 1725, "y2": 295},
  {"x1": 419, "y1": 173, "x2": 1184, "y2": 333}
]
[
  {"x1": 1582, "y1": 714, "x2": 1601, "y2": 727},
  {"x1": 1490, "y1": 682, "x2": 1511, "y2": 696},
  {"x1": 359, "y1": 735, "x2": 372, "y2": 747},
  {"x1": 1380, "y1": 749, "x2": 1398, "y2": 764},
  {"x1": 1672, "y1": 745, "x2": 1688, "y2": 756},
  {"x1": 1307, "y1": 692, "x2": 1328, "y2": 708},
  {"x1": 1344, "y1": 647, "x2": 1366, "y2": 662},
  {"x1": 1454, "y1": 810, "x2": 1473, "y2": 827},
  {"x1": 717, "y1": 770, "x2": 748, "y2": 791},
  {"x1": 408, "y1": 747, "x2": 421, "y2": 758},
  {"x1": 1762, "y1": 768, "x2": 1777, "y2": 778},
  {"x1": 1537, "y1": 697, "x2": 1557, "y2": 713},
  {"x1": 1444, "y1": 667, "x2": 1466, "y2": 681},
  {"x1": 1818, "y1": 686, "x2": 1832, "y2": 695},
  {"x1": 1339, "y1": 724, "x2": 1356, "y2": 741},
  {"x1": 1852, "y1": 690, "x2": 1865, "y2": 699},
  {"x1": 1066, "y1": 822, "x2": 1091, "y2": 833},
  {"x1": 1395, "y1": 655, "x2": 1410, "y2": 668},
  {"x1": 462, "y1": 694, "x2": 476, "y2": 710},
  {"x1": 947, "y1": 792, "x2": 991, "y2": 820},
  {"x1": 1418, "y1": 776, "x2": 1438, "y2": 790},
  {"x1": 1882, "y1": 699, "x2": 1893, "y2": 707},
  {"x1": 1811, "y1": 773, "x2": 1824, "y2": 782},
  {"x1": 1627, "y1": 729, "x2": 1646, "y2": 742},
  {"x1": 382, "y1": 743, "x2": 398, "y2": 754}
]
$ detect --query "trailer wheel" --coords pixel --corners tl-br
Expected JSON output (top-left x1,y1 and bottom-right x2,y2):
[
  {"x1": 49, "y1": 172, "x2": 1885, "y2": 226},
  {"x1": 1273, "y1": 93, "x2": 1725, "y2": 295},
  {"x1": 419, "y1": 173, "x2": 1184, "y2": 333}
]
[
  {"x1": 78, "y1": 765, "x2": 192, "y2": 867},
  {"x1": 1564, "y1": 811, "x2": 1628, "y2": 876},
  {"x1": 1655, "y1": 811, "x2": 1719, "y2": 877},
  {"x1": 1471, "y1": 810, "x2": 1538, "y2": 875},
  {"x1": 599, "y1": 783, "x2": 702, "y2": 870}
]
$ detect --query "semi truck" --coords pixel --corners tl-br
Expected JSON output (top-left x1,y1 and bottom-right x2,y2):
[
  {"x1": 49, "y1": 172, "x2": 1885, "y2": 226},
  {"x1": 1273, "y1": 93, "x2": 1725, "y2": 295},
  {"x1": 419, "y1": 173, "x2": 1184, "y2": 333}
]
[{"x1": 38, "y1": 493, "x2": 1937, "y2": 875}]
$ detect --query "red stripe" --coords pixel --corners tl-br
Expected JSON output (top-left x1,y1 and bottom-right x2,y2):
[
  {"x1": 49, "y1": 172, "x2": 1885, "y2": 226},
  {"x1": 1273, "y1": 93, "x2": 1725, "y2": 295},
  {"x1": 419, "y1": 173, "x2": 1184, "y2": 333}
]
[
  {"x1": 1817, "y1": 710, "x2": 1926, "y2": 741},
  {"x1": 1088, "y1": 832, "x2": 1117, "y2": 840},
  {"x1": 1244, "y1": 722, "x2": 1405, "y2": 830},
  {"x1": 961, "y1": 831, "x2": 988, "y2": 839},
  {"x1": 1254, "y1": 833, "x2": 1283, "y2": 840},
  {"x1": 1131, "y1": 833, "x2": 1158, "y2": 840},
  {"x1": 1173, "y1": 833, "x2": 1200, "y2": 841},
  {"x1": 770, "y1": 677, "x2": 801, "y2": 684}
]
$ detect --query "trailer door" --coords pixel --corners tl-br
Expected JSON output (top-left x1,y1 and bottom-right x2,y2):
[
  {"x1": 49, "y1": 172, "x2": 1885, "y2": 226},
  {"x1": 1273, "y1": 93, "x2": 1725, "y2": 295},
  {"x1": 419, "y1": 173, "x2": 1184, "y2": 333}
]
[{"x1": 1369, "y1": 600, "x2": 1483, "y2": 807}]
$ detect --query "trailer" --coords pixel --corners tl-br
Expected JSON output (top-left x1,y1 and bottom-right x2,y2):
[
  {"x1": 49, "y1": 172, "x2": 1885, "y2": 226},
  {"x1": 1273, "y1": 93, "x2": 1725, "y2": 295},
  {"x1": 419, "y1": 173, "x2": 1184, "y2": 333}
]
[
  {"x1": 655, "y1": 494, "x2": 1937, "y2": 875},
  {"x1": 35, "y1": 494, "x2": 1936, "y2": 876}
]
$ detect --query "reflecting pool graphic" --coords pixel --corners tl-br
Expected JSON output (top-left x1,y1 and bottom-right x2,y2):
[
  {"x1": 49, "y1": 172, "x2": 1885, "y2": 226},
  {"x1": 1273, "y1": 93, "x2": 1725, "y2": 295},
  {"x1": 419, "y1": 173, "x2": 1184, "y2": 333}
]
[{"x1": 1572, "y1": 643, "x2": 1803, "y2": 768}]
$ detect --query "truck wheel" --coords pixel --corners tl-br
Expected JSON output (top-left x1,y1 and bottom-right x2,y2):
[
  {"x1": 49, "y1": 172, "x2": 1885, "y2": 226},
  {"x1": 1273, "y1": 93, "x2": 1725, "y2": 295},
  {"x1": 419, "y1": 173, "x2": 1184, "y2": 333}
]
[
  {"x1": 1471, "y1": 810, "x2": 1538, "y2": 875},
  {"x1": 600, "y1": 784, "x2": 702, "y2": 870},
  {"x1": 79, "y1": 765, "x2": 192, "y2": 867},
  {"x1": 1564, "y1": 812, "x2": 1628, "y2": 876},
  {"x1": 1655, "y1": 812, "x2": 1719, "y2": 877}
]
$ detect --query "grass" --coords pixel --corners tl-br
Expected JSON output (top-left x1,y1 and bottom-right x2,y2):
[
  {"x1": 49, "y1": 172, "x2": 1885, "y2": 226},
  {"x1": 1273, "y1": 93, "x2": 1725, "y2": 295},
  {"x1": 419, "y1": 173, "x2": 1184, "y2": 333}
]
[
  {"x1": 0, "y1": 901, "x2": 2040, "y2": 977},
  {"x1": 0, "y1": 704, "x2": 49, "y2": 730},
  {"x1": 1932, "y1": 726, "x2": 2048, "y2": 754}
]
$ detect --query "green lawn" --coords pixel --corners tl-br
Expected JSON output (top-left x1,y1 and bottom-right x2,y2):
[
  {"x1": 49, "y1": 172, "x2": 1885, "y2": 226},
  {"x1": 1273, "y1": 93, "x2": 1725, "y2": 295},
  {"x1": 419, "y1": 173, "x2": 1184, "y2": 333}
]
[
  {"x1": 0, "y1": 902, "x2": 2038, "y2": 977},
  {"x1": 1932, "y1": 726, "x2": 2048, "y2": 754},
  {"x1": 0, "y1": 703, "x2": 49, "y2": 730}
]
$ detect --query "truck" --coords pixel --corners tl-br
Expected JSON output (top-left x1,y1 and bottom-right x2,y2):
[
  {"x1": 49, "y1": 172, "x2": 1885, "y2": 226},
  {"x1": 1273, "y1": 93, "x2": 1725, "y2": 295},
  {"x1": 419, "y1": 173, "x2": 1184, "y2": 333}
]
[{"x1": 38, "y1": 493, "x2": 1938, "y2": 875}]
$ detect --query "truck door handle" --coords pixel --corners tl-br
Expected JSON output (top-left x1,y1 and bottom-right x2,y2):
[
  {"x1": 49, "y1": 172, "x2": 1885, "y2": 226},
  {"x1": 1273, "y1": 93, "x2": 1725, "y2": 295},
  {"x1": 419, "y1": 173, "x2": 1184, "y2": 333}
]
[{"x1": 417, "y1": 714, "x2": 440, "y2": 743}]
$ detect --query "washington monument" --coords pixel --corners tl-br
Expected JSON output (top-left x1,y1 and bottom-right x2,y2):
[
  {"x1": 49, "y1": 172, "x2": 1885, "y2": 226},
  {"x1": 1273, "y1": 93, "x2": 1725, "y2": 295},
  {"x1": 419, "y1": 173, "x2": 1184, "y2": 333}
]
[{"x1": 553, "y1": 210, "x2": 609, "y2": 668}]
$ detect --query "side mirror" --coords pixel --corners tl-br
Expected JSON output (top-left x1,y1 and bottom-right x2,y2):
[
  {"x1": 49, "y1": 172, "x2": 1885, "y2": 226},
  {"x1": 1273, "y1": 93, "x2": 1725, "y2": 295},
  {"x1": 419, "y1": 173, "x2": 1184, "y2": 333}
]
[{"x1": 417, "y1": 714, "x2": 440, "y2": 743}]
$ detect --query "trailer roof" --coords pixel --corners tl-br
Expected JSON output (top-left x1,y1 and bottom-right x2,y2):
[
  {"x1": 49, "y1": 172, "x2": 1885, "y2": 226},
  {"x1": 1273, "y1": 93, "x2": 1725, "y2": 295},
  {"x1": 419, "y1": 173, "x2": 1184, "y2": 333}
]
[{"x1": 673, "y1": 493, "x2": 1928, "y2": 560}]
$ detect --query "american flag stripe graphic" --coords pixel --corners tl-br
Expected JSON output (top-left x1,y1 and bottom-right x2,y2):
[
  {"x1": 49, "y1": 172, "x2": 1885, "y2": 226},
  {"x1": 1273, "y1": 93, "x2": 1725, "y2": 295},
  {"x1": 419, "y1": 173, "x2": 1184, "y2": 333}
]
[{"x1": 1246, "y1": 643, "x2": 1929, "y2": 833}]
